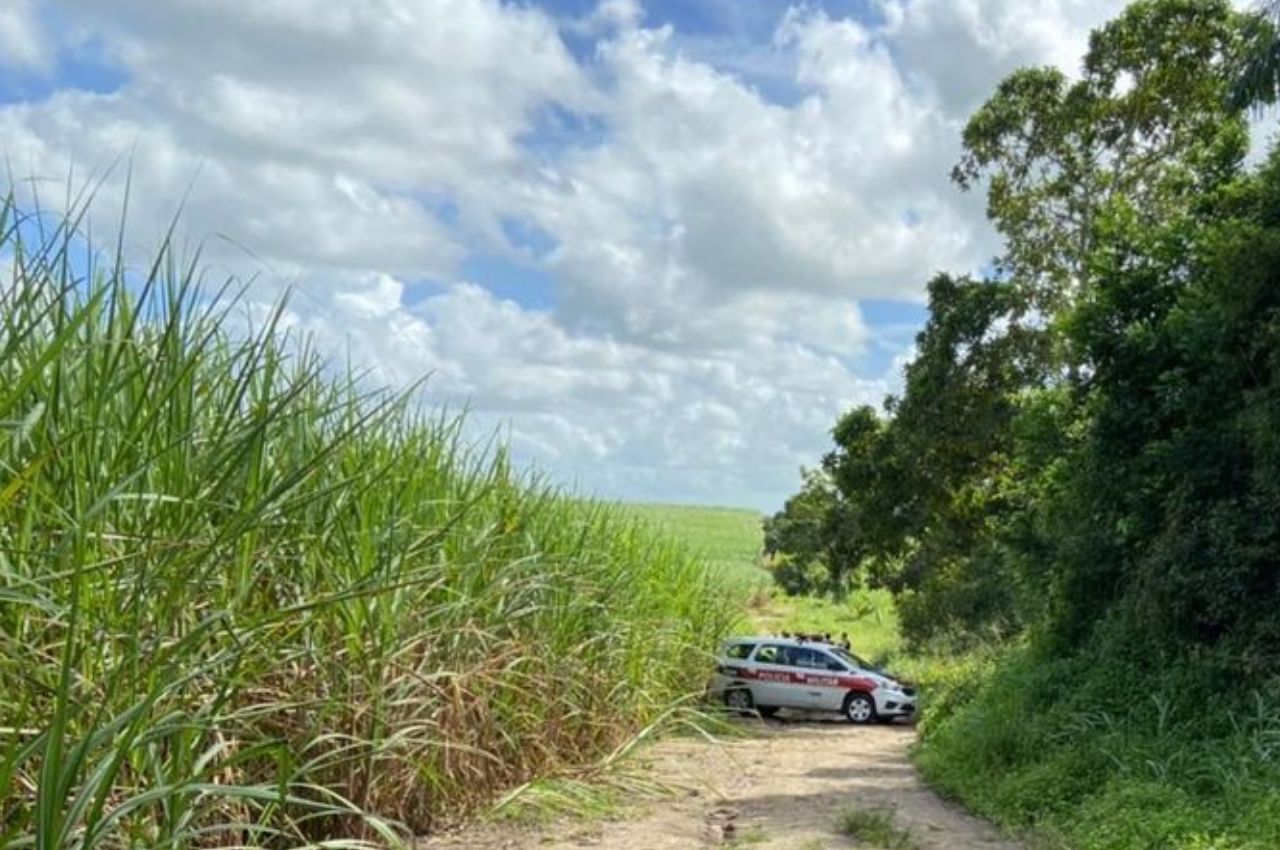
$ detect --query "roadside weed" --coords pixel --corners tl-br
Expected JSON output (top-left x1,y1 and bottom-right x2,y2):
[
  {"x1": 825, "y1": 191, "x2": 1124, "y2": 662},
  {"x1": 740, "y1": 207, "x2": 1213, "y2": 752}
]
[{"x1": 835, "y1": 806, "x2": 917, "y2": 849}]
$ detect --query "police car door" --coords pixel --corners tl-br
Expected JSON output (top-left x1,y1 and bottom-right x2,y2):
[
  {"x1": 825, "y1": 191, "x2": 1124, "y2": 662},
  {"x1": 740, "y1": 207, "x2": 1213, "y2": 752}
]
[
  {"x1": 749, "y1": 644, "x2": 808, "y2": 708},
  {"x1": 788, "y1": 646, "x2": 849, "y2": 710}
]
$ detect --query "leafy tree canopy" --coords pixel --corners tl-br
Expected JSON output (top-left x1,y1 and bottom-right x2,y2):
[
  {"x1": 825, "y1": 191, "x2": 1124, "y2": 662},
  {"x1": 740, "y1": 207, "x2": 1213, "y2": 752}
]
[
  {"x1": 768, "y1": 0, "x2": 1280, "y2": 659},
  {"x1": 955, "y1": 0, "x2": 1249, "y2": 310}
]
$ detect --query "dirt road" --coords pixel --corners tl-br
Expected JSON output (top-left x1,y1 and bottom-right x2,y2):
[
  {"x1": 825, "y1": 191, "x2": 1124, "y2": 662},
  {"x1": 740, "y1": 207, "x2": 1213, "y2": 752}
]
[{"x1": 420, "y1": 715, "x2": 1022, "y2": 850}]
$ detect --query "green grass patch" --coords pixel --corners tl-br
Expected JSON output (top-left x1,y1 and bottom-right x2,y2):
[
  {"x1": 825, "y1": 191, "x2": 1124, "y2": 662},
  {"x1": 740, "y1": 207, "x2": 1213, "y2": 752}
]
[
  {"x1": 623, "y1": 502, "x2": 769, "y2": 595},
  {"x1": 725, "y1": 825, "x2": 769, "y2": 847},
  {"x1": 835, "y1": 806, "x2": 916, "y2": 849},
  {"x1": 0, "y1": 194, "x2": 737, "y2": 847}
]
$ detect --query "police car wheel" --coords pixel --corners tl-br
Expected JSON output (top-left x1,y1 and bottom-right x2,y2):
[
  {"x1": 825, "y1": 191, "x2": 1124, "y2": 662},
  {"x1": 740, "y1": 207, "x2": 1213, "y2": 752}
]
[
  {"x1": 843, "y1": 692, "x2": 877, "y2": 725},
  {"x1": 724, "y1": 688, "x2": 754, "y2": 715}
]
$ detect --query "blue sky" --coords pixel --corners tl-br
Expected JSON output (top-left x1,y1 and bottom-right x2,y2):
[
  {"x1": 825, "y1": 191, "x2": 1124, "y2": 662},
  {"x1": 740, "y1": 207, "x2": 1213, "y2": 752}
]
[{"x1": 0, "y1": 0, "x2": 1129, "y2": 510}]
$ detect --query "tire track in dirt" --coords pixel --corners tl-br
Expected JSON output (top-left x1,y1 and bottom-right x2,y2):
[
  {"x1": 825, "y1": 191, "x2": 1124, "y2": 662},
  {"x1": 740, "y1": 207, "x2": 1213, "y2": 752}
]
[{"x1": 420, "y1": 715, "x2": 1022, "y2": 849}]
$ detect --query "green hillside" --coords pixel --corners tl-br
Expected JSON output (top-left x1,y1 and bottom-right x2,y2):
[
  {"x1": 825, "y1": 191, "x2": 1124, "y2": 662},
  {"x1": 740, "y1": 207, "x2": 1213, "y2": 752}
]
[{"x1": 622, "y1": 503, "x2": 768, "y2": 592}]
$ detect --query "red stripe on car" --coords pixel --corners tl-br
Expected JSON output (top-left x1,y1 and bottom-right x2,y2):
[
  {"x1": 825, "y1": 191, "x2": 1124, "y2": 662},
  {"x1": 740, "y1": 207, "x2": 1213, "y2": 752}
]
[{"x1": 729, "y1": 667, "x2": 876, "y2": 692}]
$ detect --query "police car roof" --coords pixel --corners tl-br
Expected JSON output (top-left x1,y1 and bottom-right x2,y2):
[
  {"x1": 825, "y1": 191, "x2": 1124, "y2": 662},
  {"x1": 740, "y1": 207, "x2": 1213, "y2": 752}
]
[{"x1": 725, "y1": 636, "x2": 839, "y2": 648}]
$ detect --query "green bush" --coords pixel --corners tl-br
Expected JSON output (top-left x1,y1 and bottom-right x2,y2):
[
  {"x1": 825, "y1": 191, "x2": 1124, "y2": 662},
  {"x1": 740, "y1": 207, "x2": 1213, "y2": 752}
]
[
  {"x1": 766, "y1": 554, "x2": 830, "y2": 597},
  {"x1": 835, "y1": 806, "x2": 916, "y2": 849}
]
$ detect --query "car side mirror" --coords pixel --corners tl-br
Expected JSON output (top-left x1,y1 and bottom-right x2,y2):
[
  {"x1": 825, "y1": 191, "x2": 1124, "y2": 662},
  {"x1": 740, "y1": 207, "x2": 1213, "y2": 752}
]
[{"x1": 827, "y1": 662, "x2": 844, "y2": 671}]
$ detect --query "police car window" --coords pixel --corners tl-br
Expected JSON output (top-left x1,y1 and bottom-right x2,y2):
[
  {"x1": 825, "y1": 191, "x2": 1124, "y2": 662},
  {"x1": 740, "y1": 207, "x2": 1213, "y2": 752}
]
[
  {"x1": 815, "y1": 651, "x2": 846, "y2": 670},
  {"x1": 830, "y1": 646, "x2": 872, "y2": 669},
  {"x1": 725, "y1": 643, "x2": 755, "y2": 660},
  {"x1": 753, "y1": 645, "x2": 785, "y2": 664},
  {"x1": 785, "y1": 648, "x2": 829, "y2": 669}
]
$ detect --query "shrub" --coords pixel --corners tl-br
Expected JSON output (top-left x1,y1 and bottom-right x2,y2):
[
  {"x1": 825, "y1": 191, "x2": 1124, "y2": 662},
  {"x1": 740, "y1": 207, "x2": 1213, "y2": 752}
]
[
  {"x1": 835, "y1": 806, "x2": 916, "y2": 849},
  {"x1": 915, "y1": 642, "x2": 1280, "y2": 850}
]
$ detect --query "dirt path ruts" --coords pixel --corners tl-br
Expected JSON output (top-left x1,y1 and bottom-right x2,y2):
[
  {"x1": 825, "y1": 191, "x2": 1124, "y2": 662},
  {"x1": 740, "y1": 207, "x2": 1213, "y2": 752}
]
[{"x1": 420, "y1": 715, "x2": 1022, "y2": 850}]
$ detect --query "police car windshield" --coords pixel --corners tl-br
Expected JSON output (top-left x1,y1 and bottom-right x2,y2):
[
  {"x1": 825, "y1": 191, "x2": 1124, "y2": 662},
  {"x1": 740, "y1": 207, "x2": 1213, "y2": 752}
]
[{"x1": 829, "y1": 646, "x2": 872, "y2": 670}]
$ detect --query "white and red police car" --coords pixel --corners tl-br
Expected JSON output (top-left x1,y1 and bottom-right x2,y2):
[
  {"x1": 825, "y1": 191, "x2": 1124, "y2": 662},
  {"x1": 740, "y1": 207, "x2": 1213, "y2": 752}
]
[{"x1": 708, "y1": 636, "x2": 917, "y2": 724}]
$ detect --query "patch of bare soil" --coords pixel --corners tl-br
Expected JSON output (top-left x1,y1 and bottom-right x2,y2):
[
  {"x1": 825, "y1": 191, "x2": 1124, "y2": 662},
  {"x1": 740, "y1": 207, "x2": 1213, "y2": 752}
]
[{"x1": 419, "y1": 714, "x2": 1022, "y2": 850}]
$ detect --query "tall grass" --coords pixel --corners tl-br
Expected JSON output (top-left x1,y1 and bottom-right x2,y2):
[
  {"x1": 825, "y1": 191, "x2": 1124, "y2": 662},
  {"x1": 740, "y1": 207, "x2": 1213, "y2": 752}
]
[{"x1": 0, "y1": 192, "x2": 735, "y2": 848}]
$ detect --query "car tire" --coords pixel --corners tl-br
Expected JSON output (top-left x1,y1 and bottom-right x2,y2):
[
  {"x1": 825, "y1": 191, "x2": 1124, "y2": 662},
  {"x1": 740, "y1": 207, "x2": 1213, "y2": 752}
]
[
  {"x1": 723, "y1": 687, "x2": 755, "y2": 716},
  {"x1": 756, "y1": 705, "x2": 780, "y2": 719},
  {"x1": 842, "y1": 692, "x2": 877, "y2": 725}
]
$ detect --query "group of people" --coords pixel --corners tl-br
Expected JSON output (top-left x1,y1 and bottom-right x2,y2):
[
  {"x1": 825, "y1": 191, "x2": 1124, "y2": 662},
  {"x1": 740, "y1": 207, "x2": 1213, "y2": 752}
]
[{"x1": 778, "y1": 630, "x2": 852, "y2": 652}]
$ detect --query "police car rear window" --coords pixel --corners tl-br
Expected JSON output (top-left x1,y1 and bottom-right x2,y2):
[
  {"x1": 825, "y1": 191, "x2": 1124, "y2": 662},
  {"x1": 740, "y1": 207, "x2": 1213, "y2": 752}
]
[
  {"x1": 787, "y1": 647, "x2": 833, "y2": 669},
  {"x1": 725, "y1": 643, "x2": 755, "y2": 659}
]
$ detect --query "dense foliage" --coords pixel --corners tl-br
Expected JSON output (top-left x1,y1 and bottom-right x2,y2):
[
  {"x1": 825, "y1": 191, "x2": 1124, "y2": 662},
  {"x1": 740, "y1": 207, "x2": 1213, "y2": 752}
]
[
  {"x1": 0, "y1": 195, "x2": 734, "y2": 848},
  {"x1": 769, "y1": 0, "x2": 1275, "y2": 657},
  {"x1": 915, "y1": 644, "x2": 1280, "y2": 850},
  {"x1": 914, "y1": 147, "x2": 1280, "y2": 847},
  {"x1": 768, "y1": 2, "x2": 1280, "y2": 845}
]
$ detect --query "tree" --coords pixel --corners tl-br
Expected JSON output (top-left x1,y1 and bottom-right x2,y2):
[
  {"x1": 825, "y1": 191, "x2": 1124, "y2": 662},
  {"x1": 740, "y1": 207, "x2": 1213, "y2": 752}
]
[
  {"x1": 1230, "y1": 1, "x2": 1280, "y2": 110},
  {"x1": 822, "y1": 405, "x2": 902, "y2": 576},
  {"x1": 955, "y1": 0, "x2": 1249, "y2": 312},
  {"x1": 1035, "y1": 145, "x2": 1280, "y2": 663},
  {"x1": 792, "y1": 277, "x2": 1052, "y2": 644},
  {"x1": 769, "y1": 0, "x2": 1268, "y2": 652},
  {"x1": 880, "y1": 275, "x2": 1051, "y2": 641},
  {"x1": 762, "y1": 468, "x2": 837, "y2": 595}
]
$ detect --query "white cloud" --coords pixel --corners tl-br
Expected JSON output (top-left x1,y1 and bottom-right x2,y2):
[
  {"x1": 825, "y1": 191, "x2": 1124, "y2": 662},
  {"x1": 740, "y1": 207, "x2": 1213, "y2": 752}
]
[
  {"x1": 0, "y1": 0, "x2": 1139, "y2": 509},
  {"x1": 571, "y1": 0, "x2": 644, "y2": 35},
  {"x1": 500, "y1": 6, "x2": 992, "y2": 363},
  {"x1": 297, "y1": 281, "x2": 887, "y2": 508},
  {"x1": 0, "y1": 0, "x2": 46, "y2": 73},
  {"x1": 884, "y1": 0, "x2": 1129, "y2": 116}
]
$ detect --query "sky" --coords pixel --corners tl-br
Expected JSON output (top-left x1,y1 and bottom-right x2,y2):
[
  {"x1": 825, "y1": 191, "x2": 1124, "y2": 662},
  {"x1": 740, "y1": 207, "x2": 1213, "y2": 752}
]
[{"x1": 0, "y1": 0, "x2": 1138, "y2": 511}]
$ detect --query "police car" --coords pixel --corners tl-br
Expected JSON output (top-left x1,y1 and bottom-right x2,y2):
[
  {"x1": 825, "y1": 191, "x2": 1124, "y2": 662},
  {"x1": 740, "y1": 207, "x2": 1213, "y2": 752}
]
[{"x1": 708, "y1": 636, "x2": 917, "y2": 724}]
